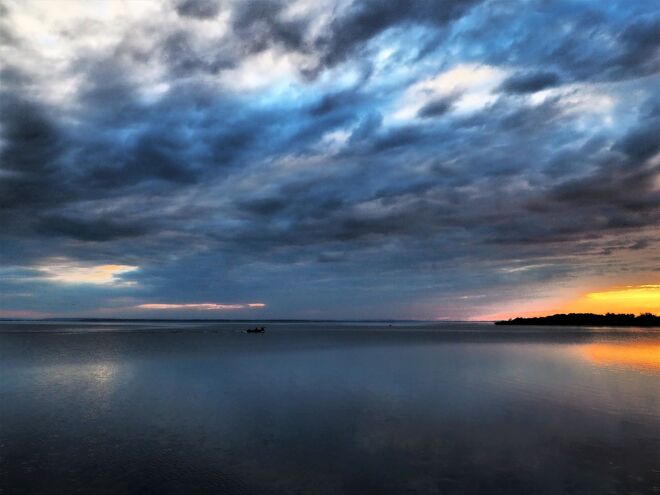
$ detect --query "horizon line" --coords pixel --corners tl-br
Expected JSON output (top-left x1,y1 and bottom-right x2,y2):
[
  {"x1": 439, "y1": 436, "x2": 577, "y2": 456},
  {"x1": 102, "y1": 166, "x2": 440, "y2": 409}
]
[{"x1": 0, "y1": 317, "x2": 494, "y2": 323}]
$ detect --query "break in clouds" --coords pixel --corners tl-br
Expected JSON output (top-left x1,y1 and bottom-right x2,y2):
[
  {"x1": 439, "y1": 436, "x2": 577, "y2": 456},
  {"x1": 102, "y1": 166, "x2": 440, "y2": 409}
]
[{"x1": 0, "y1": 0, "x2": 658, "y2": 318}]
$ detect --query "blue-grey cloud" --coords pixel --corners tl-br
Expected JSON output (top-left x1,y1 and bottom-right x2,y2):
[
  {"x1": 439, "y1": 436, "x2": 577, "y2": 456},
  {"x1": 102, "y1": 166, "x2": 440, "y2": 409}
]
[
  {"x1": 0, "y1": 0, "x2": 658, "y2": 318},
  {"x1": 498, "y1": 71, "x2": 560, "y2": 94},
  {"x1": 417, "y1": 95, "x2": 456, "y2": 118},
  {"x1": 175, "y1": 0, "x2": 221, "y2": 19}
]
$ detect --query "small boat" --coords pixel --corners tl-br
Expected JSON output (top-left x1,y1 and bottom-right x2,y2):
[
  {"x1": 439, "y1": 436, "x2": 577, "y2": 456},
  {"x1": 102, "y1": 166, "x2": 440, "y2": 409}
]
[{"x1": 246, "y1": 326, "x2": 265, "y2": 333}]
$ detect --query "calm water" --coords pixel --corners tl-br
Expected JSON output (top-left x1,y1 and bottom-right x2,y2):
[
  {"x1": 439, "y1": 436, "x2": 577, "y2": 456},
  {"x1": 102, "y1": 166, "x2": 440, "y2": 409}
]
[{"x1": 1, "y1": 321, "x2": 659, "y2": 494}]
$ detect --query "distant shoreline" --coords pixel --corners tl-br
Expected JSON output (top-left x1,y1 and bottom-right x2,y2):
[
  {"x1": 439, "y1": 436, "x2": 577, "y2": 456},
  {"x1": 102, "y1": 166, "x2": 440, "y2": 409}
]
[{"x1": 495, "y1": 313, "x2": 660, "y2": 327}]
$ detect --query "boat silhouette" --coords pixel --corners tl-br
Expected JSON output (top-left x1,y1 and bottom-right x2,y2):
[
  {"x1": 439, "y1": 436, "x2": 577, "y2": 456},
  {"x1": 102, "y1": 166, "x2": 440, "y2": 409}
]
[{"x1": 246, "y1": 326, "x2": 265, "y2": 333}]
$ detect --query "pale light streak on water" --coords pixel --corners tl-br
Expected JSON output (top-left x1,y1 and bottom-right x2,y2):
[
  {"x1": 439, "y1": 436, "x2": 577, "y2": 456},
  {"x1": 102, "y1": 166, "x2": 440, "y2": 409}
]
[{"x1": 1, "y1": 321, "x2": 659, "y2": 494}]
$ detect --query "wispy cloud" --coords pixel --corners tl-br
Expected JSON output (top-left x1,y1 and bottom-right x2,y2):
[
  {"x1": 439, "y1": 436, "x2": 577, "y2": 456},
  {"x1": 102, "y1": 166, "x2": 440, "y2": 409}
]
[
  {"x1": 37, "y1": 262, "x2": 138, "y2": 286},
  {"x1": 136, "y1": 303, "x2": 265, "y2": 310}
]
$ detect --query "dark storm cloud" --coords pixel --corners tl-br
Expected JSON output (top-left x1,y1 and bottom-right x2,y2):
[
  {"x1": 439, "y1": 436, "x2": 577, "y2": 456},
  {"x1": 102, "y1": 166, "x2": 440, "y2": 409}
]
[
  {"x1": 310, "y1": 89, "x2": 364, "y2": 116},
  {"x1": 231, "y1": 0, "x2": 309, "y2": 54},
  {"x1": 0, "y1": 92, "x2": 72, "y2": 211},
  {"x1": 315, "y1": 0, "x2": 482, "y2": 69},
  {"x1": 614, "y1": 14, "x2": 660, "y2": 78},
  {"x1": 417, "y1": 96, "x2": 455, "y2": 118},
  {"x1": 160, "y1": 31, "x2": 236, "y2": 76},
  {"x1": 463, "y1": 3, "x2": 659, "y2": 84},
  {"x1": 34, "y1": 215, "x2": 149, "y2": 242},
  {"x1": 371, "y1": 125, "x2": 430, "y2": 151},
  {"x1": 498, "y1": 71, "x2": 560, "y2": 94},
  {"x1": 175, "y1": 0, "x2": 221, "y2": 19},
  {"x1": 0, "y1": 93, "x2": 62, "y2": 175},
  {"x1": 1, "y1": 0, "x2": 658, "y2": 318},
  {"x1": 549, "y1": 117, "x2": 660, "y2": 214},
  {"x1": 616, "y1": 116, "x2": 660, "y2": 162},
  {"x1": 87, "y1": 130, "x2": 198, "y2": 188}
]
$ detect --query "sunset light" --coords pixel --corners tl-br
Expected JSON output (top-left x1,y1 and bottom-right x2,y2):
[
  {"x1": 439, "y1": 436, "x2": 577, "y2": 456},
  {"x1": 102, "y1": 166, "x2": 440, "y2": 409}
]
[
  {"x1": 2, "y1": 0, "x2": 659, "y2": 492},
  {"x1": 564, "y1": 285, "x2": 660, "y2": 315},
  {"x1": 580, "y1": 343, "x2": 660, "y2": 372}
]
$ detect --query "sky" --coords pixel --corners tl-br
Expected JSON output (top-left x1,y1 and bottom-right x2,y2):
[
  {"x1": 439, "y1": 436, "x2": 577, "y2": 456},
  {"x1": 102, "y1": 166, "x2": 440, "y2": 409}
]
[{"x1": 0, "y1": 0, "x2": 658, "y2": 320}]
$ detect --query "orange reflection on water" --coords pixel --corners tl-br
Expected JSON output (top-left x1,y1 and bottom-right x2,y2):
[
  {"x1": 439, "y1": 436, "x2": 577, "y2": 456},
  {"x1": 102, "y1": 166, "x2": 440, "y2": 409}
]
[{"x1": 581, "y1": 342, "x2": 660, "y2": 372}]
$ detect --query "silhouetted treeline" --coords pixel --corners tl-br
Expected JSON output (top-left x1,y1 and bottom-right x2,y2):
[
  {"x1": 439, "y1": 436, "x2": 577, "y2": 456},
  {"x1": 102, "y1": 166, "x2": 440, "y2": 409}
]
[{"x1": 495, "y1": 313, "x2": 660, "y2": 327}]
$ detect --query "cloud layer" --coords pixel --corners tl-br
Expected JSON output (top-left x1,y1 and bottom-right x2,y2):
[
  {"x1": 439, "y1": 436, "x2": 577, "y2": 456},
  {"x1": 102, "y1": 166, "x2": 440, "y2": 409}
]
[{"x1": 0, "y1": 0, "x2": 658, "y2": 318}]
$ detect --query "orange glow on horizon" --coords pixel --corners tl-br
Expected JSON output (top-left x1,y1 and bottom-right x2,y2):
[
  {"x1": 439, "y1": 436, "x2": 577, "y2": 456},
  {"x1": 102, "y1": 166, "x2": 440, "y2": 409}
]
[
  {"x1": 580, "y1": 343, "x2": 660, "y2": 372},
  {"x1": 470, "y1": 299, "x2": 567, "y2": 321},
  {"x1": 562, "y1": 285, "x2": 660, "y2": 315},
  {"x1": 475, "y1": 284, "x2": 660, "y2": 321},
  {"x1": 471, "y1": 308, "x2": 550, "y2": 321}
]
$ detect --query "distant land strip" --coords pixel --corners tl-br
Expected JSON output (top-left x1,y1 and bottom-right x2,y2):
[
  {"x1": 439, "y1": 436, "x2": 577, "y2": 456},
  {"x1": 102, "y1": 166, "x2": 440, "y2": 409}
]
[{"x1": 495, "y1": 313, "x2": 660, "y2": 327}]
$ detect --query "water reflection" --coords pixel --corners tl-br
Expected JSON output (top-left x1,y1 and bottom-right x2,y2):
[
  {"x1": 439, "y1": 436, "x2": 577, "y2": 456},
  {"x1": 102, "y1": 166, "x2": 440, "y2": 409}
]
[
  {"x1": 1, "y1": 322, "x2": 659, "y2": 494},
  {"x1": 580, "y1": 342, "x2": 660, "y2": 372},
  {"x1": 89, "y1": 362, "x2": 120, "y2": 384},
  {"x1": 27, "y1": 361, "x2": 122, "y2": 389}
]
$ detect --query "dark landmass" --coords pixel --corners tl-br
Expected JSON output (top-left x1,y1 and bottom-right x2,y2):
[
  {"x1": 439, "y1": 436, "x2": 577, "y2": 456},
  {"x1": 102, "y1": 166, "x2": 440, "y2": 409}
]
[{"x1": 495, "y1": 313, "x2": 660, "y2": 327}]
